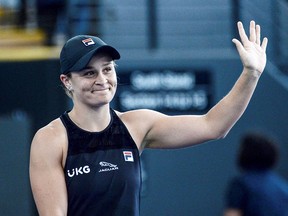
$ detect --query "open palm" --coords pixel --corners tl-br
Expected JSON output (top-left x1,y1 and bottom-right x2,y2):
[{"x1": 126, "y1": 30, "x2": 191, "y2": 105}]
[{"x1": 233, "y1": 21, "x2": 268, "y2": 75}]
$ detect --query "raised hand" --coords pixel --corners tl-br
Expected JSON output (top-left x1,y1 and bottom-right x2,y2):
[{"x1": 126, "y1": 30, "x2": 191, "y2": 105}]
[{"x1": 232, "y1": 21, "x2": 268, "y2": 76}]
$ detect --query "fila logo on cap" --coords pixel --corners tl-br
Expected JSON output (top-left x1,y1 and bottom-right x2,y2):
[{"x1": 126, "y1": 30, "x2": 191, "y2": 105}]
[
  {"x1": 82, "y1": 38, "x2": 95, "y2": 46},
  {"x1": 123, "y1": 151, "x2": 134, "y2": 162}
]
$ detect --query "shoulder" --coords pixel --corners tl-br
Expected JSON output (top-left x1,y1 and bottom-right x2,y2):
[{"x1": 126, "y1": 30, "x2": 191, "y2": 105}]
[
  {"x1": 115, "y1": 109, "x2": 166, "y2": 123},
  {"x1": 113, "y1": 109, "x2": 166, "y2": 151},
  {"x1": 33, "y1": 118, "x2": 66, "y2": 143},
  {"x1": 115, "y1": 108, "x2": 168, "y2": 133},
  {"x1": 30, "y1": 118, "x2": 67, "y2": 165},
  {"x1": 270, "y1": 172, "x2": 288, "y2": 191}
]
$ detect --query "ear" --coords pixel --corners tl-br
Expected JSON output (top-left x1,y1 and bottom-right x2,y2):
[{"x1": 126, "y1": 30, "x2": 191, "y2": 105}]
[{"x1": 60, "y1": 74, "x2": 71, "y2": 86}]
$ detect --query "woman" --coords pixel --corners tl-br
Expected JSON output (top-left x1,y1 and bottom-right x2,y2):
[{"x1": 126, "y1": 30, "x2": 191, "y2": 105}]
[{"x1": 30, "y1": 21, "x2": 268, "y2": 216}]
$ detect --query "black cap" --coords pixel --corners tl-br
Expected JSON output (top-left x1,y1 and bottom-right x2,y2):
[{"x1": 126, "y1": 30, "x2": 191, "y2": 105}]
[{"x1": 60, "y1": 35, "x2": 120, "y2": 74}]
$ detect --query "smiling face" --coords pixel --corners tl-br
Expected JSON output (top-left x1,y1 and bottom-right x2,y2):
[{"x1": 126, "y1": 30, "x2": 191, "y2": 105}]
[{"x1": 60, "y1": 53, "x2": 118, "y2": 108}]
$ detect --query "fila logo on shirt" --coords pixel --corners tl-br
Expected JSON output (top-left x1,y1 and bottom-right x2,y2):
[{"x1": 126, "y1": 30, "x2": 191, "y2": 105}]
[
  {"x1": 123, "y1": 151, "x2": 134, "y2": 162},
  {"x1": 82, "y1": 38, "x2": 95, "y2": 46}
]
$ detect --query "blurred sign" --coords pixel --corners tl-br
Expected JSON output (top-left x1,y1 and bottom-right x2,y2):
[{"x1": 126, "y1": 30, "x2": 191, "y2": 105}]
[{"x1": 115, "y1": 69, "x2": 212, "y2": 113}]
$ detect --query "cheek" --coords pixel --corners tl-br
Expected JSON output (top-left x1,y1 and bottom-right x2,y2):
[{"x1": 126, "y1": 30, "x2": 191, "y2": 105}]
[
  {"x1": 112, "y1": 80, "x2": 117, "y2": 87},
  {"x1": 110, "y1": 74, "x2": 118, "y2": 87},
  {"x1": 75, "y1": 81, "x2": 94, "y2": 92}
]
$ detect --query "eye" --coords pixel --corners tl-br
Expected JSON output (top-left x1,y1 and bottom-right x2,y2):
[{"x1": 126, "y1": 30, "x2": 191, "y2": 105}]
[
  {"x1": 83, "y1": 70, "x2": 96, "y2": 77},
  {"x1": 103, "y1": 66, "x2": 113, "y2": 74}
]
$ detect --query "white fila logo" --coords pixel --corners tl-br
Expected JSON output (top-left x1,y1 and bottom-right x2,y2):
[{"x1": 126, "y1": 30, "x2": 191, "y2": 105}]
[
  {"x1": 82, "y1": 38, "x2": 95, "y2": 46},
  {"x1": 67, "y1": 165, "x2": 90, "y2": 178},
  {"x1": 123, "y1": 151, "x2": 134, "y2": 162}
]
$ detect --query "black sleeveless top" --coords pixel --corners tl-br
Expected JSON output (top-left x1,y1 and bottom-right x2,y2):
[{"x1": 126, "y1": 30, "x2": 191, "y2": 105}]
[{"x1": 60, "y1": 109, "x2": 141, "y2": 216}]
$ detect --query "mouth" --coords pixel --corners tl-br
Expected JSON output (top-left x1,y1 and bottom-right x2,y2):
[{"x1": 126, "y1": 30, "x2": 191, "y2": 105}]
[{"x1": 91, "y1": 87, "x2": 111, "y2": 93}]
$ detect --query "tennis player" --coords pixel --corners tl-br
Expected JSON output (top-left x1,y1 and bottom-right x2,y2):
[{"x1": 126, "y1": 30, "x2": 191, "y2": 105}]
[{"x1": 30, "y1": 20, "x2": 268, "y2": 216}]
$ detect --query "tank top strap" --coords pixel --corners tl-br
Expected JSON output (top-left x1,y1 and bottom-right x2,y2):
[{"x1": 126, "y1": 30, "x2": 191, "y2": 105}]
[{"x1": 60, "y1": 111, "x2": 74, "y2": 130}]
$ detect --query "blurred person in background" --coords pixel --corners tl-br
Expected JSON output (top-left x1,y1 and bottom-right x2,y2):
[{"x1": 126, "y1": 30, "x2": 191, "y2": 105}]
[
  {"x1": 36, "y1": 0, "x2": 66, "y2": 45},
  {"x1": 30, "y1": 21, "x2": 268, "y2": 216},
  {"x1": 224, "y1": 131, "x2": 288, "y2": 216}
]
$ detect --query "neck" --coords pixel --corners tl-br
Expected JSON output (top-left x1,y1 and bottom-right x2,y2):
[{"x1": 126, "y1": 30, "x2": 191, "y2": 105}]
[{"x1": 68, "y1": 104, "x2": 111, "y2": 132}]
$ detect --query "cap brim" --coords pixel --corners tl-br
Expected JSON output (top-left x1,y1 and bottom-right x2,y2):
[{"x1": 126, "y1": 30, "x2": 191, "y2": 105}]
[{"x1": 69, "y1": 45, "x2": 120, "y2": 72}]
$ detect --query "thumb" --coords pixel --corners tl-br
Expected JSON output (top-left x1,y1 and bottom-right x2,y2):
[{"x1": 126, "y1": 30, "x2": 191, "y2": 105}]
[{"x1": 232, "y1": 38, "x2": 245, "y2": 54}]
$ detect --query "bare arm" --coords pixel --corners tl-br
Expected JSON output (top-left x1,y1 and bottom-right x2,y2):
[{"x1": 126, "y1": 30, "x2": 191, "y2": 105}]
[
  {"x1": 135, "y1": 21, "x2": 268, "y2": 149},
  {"x1": 29, "y1": 120, "x2": 68, "y2": 216},
  {"x1": 203, "y1": 20, "x2": 268, "y2": 138}
]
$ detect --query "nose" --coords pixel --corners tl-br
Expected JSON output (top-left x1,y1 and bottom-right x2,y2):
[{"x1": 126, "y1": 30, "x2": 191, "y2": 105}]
[{"x1": 94, "y1": 73, "x2": 107, "y2": 85}]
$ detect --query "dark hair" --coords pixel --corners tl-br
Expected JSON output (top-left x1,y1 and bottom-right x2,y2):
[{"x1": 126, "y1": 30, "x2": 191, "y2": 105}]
[{"x1": 237, "y1": 132, "x2": 279, "y2": 171}]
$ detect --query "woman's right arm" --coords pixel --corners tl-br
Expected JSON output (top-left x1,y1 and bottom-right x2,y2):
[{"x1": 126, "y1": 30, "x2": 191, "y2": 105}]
[{"x1": 29, "y1": 121, "x2": 68, "y2": 216}]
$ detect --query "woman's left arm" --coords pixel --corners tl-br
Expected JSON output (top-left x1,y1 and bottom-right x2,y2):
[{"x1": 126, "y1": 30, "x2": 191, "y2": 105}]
[{"x1": 141, "y1": 21, "x2": 268, "y2": 149}]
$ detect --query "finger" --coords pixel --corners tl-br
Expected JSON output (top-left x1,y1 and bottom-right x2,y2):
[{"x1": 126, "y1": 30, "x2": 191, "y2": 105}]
[
  {"x1": 256, "y1": 24, "x2": 261, "y2": 45},
  {"x1": 232, "y1": 38, "x2": 245, "y2": 53},
  {"x1": 249, "y1": 20, "x2": 256, "y2": 42},
  {"x1": 237, "y1": 21, "x2": 249, "y2": 44},
  {"x1": 261, "y1": 37, "x2": 268, "y2": 52}
]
